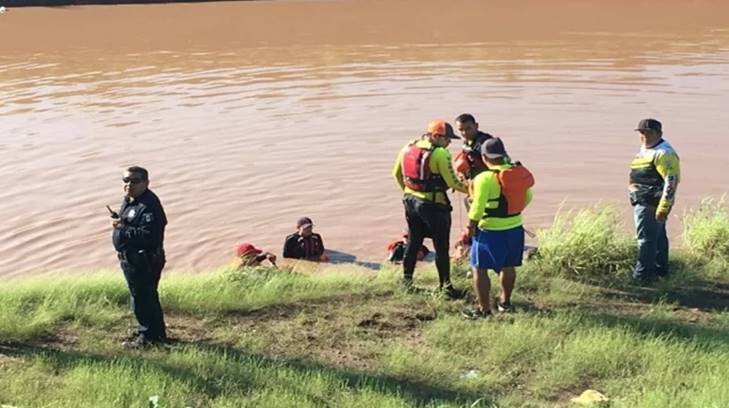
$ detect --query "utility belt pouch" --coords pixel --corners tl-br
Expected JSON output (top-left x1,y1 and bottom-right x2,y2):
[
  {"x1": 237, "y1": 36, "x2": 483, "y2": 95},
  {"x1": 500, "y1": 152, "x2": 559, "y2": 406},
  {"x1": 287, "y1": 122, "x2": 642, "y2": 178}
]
[{"x1": 629, "y1": 188, "x2": 661, "y2": 207}]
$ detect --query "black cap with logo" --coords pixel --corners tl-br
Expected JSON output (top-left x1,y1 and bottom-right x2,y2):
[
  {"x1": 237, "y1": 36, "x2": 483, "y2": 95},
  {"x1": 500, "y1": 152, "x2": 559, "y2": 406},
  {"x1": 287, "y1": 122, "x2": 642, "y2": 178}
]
[
  {"x1": 635, "y1": 118, "x2": 662, "y2": 133},
  {"x1": 481, "y1": 137, "x2": 508, "y2": 159}
]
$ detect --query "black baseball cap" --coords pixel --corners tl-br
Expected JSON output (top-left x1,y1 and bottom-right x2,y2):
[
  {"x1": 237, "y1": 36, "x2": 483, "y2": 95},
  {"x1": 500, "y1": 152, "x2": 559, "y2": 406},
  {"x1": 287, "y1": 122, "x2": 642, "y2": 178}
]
[
  {"x1": 481, "y1": 137, "x2": 507, "y2": 159},
  {"x1": 635, "y1": 118, "x2": 662, "y2": 133}
]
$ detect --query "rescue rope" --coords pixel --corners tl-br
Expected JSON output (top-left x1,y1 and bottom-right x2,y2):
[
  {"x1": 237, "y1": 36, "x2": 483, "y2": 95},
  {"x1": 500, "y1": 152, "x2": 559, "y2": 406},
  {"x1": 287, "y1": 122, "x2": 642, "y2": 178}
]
[{"x1": 457, "y1": 191, "x2": 464, "y2": 235}]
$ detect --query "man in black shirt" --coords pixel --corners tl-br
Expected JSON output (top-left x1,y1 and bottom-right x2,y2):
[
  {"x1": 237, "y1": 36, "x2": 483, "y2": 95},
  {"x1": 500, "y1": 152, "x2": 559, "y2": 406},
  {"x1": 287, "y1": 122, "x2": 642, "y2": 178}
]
[
  {"x1": 283, "y1": 217, "x2": 328, "y2": 261},
  {"x1": 455, "y1": 113, "x2": 494, "y2": 181},
  {"x1": 111, "y1": 166, "x2": 168, "y2": 347}
]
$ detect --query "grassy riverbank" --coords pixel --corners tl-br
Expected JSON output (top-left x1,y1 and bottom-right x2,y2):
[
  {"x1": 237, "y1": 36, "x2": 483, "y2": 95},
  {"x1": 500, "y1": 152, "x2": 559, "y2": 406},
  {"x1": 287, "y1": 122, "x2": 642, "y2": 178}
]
[{"x1": 2, "y1": 203, "x2": 729, "y2": 407}]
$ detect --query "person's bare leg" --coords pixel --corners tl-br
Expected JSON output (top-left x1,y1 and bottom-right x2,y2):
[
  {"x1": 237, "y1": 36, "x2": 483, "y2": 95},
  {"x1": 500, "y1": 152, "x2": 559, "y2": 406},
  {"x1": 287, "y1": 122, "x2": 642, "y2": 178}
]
[
  {"x1": 472, "y1": 267, "x2": 491, "y2": 311},
  {"x1": 499, "y1": 267, "x2": 516, "y2": 304}
]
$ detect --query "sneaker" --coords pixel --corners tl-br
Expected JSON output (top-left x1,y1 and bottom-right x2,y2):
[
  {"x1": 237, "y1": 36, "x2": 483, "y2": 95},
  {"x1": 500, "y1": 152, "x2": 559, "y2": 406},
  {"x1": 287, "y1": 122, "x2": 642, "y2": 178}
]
[
  {"x1": 123, "y1": 335, "x2": 164, "y2": 349},
  {"x1": 462, "y1": 307, "x2": 492, "y2": 320},
  {"x1": 123, "y1": 335, "x2": 152, "y2": 349},
  {"x1": 124, "y1": 331, "x2": 140, "y2": 341},
  {"x1": 442, "y1": 285, "x2": 465, "y2": 300},
  {"x1": 633, "y1": 274, "x2": 658, "y2": 285},
  {"x1": 496, "y1": 300, "x2": 514, "y2": 313}
]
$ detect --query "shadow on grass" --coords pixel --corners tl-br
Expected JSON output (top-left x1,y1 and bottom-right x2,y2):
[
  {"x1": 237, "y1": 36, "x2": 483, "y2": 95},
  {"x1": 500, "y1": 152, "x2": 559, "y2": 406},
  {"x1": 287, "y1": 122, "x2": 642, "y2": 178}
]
[
  {"x1": 194, "y1": 341, "x2": 491, "y2": 406},
  {"x1": 326, "y1": 249, "x2": 382, "y2": 271},
  {"x1": 526, "y1": 255, "x2": 729, "y2": 313},
  {"x1": 217, "y1": 289, "x2": 401, "y2": 318},
  {"x1": 632, "y1": 283, "x2": 729, "y2": 311},
  {"x1": 613, "y1": 256, "x2": 729, "y2": 311},
  {"x1": 595, "y1": 275, "x2": 729, "y2": 313},
  {"x1": 0, "y1": 340, "x2": 492, "y2": 407},
  {"x1": 569, "y1": 310, "x2": 729, "y2": 350}
]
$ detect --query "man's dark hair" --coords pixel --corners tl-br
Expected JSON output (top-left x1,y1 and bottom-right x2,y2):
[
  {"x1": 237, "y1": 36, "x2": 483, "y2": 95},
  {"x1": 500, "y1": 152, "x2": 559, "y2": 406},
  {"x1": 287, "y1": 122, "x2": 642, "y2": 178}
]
[
  {"x1": 126, "y1": 166, "x2": 149, "y2": 181},
  {"x1": 455, "y1": 113, "x2": 476, "y2": 124}
]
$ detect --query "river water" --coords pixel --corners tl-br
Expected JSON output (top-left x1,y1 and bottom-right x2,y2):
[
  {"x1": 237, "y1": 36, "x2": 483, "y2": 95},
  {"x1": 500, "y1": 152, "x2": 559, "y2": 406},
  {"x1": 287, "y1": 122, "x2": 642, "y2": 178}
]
[{"x1": 1, "y1": 0, "x2": 728, "y2": 277}]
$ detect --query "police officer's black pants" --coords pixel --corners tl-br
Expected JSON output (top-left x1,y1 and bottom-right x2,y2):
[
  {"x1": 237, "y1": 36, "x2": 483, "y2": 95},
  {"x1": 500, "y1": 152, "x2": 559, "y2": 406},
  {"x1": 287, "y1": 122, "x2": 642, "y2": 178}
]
[
  {"x1": 120, "y1": 251, "x2": 167, "y2": 341},
  {"x1": 402, "y1": 195, "x2": 452, "y2": 287}
]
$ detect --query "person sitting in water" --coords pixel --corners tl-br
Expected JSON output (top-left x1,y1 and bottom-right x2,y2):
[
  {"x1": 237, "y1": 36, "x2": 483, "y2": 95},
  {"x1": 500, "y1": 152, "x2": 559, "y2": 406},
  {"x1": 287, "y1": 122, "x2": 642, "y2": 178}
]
[
  {"x1": 386, "y1": 231, "x2": 430, "y2": 263},
  {"x1": 235, "y1": 242, "x2": 277, "y2": 268},
  {"x1": 283, "y1": 217, "x2": 329, "y2": 261}
]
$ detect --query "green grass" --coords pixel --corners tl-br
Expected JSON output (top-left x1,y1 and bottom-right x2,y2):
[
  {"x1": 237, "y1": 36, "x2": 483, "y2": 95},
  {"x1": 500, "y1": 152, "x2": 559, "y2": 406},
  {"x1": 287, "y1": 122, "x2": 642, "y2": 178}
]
[
  {"x1": 2, "y1": 204, "x2": 729, "y2": 407},
  {"x1": 682, "y1": 197, "x2": 729, "y2": 280},
  {"x1": 533, "y1": 205, "x2": 636, "y2": 283}
]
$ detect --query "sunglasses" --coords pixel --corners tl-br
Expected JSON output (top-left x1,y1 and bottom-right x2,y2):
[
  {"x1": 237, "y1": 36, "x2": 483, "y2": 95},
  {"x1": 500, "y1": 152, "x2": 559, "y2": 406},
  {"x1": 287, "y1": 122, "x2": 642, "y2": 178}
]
[{"x1": 122, "y1": 177, "x2": 144, "y2": 184}]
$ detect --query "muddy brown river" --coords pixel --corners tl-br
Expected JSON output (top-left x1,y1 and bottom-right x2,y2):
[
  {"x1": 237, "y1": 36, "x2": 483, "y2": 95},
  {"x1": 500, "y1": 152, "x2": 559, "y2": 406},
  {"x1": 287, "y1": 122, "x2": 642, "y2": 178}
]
[{"x1": 1, "y1": 0, "x2": 728, "y2": 277}]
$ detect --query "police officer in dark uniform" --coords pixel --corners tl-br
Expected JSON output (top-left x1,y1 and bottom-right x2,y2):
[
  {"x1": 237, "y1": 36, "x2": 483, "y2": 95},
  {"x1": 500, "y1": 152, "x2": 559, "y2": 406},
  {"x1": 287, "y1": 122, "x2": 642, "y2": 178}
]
[{"x1": 111, "y1": 166, "x2": 168, "y2": 347}]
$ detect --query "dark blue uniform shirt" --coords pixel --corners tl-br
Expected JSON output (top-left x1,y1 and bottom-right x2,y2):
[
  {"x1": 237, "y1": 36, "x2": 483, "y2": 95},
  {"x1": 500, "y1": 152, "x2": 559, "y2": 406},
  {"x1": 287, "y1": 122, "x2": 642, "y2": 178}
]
[{"x1": 112, "y1": 189, "x2": 167, "y2": 253}]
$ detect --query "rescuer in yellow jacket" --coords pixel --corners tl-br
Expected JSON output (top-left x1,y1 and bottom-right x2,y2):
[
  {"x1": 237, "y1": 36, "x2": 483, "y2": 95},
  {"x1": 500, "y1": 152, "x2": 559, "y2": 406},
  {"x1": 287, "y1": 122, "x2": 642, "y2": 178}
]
[
  {"x1": 392, "y1": 120, "x2": 468, "y2": 298},
  {"x1": 462, "y1": 137, "x2": 534, "y2": 319}
]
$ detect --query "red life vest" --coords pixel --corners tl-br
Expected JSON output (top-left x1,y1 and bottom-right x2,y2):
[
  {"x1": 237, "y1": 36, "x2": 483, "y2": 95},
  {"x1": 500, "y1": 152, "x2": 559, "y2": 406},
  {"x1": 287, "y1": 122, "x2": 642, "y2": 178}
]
[
  {"x1": 455, "y1": 132, "x2": 492, "y2": 179},
  {"x1": 454, "y1": 150, "x2": 470, "y2": 175},
  {"x1": 484, "y1": 162, "x2": 535, "y2": 218},
  {"x1": 402, "y1": 141, "x2": 448, "y2": 193}
]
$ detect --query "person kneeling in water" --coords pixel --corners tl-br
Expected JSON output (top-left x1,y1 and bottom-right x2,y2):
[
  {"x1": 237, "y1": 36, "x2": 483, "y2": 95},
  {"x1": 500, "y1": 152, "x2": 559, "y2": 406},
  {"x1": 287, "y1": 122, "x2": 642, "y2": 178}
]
[
  {"x1": 283, "y1": 217, "x2": 329, "y2": 261},
  {"x1": 235, "y1": 242, "x2": 277, "y2": 268}
]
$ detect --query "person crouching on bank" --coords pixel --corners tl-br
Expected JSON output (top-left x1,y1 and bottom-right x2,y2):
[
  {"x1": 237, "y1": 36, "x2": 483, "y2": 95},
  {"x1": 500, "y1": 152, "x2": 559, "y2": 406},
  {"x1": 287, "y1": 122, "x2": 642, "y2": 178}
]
[{"x1": 235, "y1": 242, "x2": 277, "y2": 268}]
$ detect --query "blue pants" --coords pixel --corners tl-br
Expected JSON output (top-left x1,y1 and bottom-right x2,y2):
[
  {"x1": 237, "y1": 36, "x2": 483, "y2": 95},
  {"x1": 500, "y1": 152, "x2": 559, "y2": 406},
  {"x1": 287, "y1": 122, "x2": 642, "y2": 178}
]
[
  {"x1": 633, "y1": 204, "x2": 669, "y2": 280},
  {"x1": 119, "y1": 250, "x2": 167, "y2": 341}
]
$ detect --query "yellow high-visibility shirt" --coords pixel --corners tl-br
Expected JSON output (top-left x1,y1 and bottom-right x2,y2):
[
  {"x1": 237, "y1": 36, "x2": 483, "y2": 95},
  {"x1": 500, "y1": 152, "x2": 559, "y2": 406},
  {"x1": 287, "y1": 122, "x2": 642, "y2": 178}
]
[
  {"x1": 629, "y1": 139, "x2": 680, "y2": 214},
  {"x1": 468, "y1": 163, "x2": 533, "y2": 231}
]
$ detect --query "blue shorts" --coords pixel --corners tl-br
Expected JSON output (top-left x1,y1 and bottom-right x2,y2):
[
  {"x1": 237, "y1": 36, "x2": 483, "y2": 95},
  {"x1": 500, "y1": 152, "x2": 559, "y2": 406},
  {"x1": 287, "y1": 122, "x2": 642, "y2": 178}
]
[{"x1": 470, "y1": 226, "x2": 525, "y2": 272}]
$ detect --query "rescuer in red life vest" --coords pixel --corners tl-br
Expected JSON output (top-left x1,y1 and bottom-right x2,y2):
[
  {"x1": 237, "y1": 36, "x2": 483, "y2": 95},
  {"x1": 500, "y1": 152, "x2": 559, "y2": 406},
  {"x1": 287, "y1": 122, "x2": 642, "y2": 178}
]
[
  {"x1": 453, "y1": 113, "x2": 494, "y2": 181},
  {"x1": 392, "y1": 120, "x2": 469, "y2": 298}
]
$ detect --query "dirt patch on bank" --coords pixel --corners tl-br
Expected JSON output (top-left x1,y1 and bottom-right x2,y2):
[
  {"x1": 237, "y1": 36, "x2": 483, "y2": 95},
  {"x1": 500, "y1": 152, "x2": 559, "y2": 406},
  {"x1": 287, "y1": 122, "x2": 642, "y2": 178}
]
[{"x1": 211, "y1": 292, "x2": 436, "y2": 370}]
